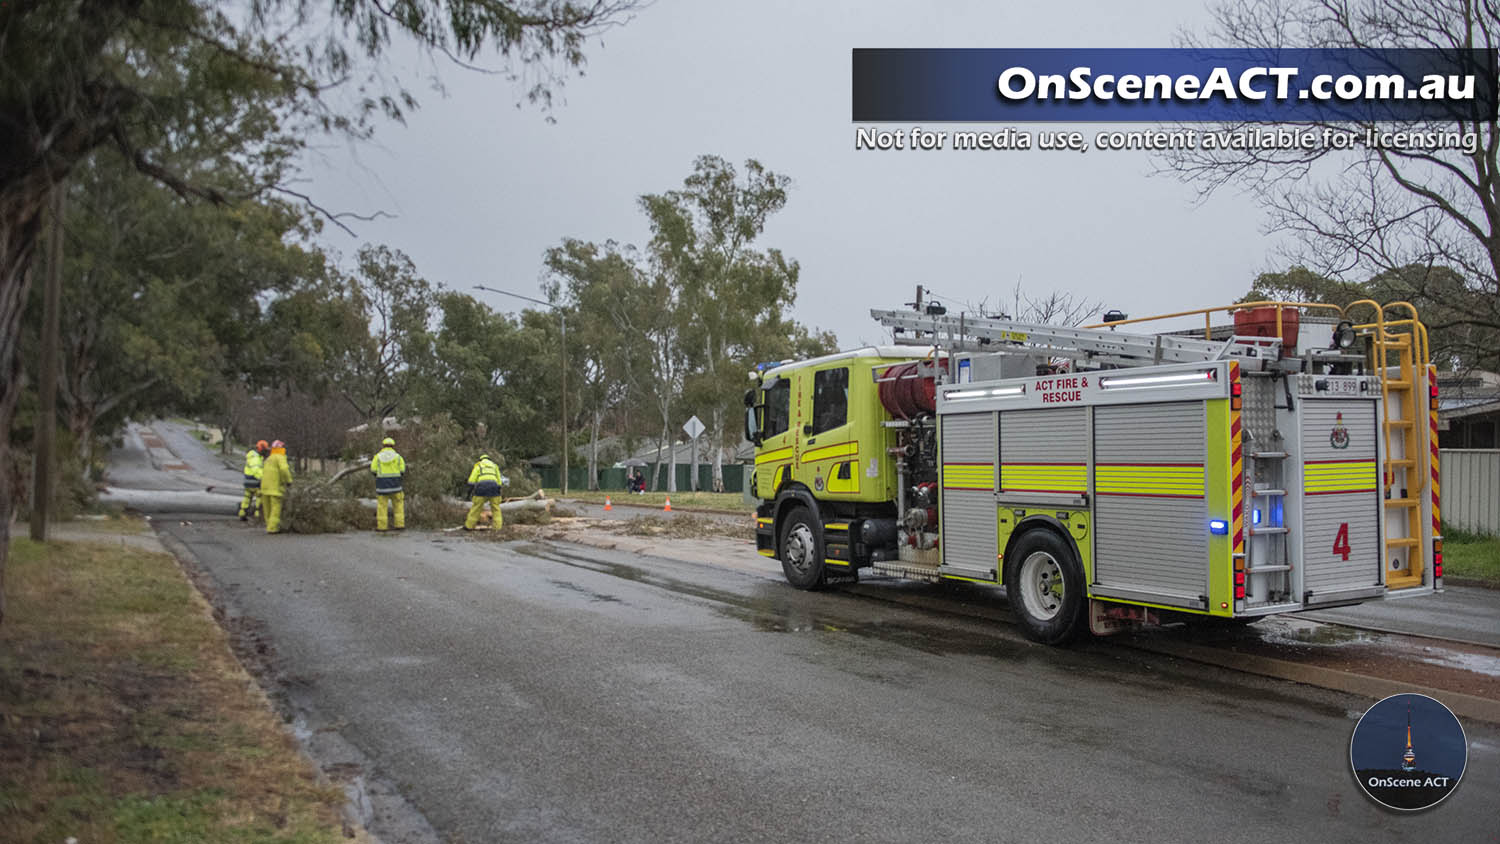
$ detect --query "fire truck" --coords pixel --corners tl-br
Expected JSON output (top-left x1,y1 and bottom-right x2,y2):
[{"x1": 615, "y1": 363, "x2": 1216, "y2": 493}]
[{"x1": 746, "y1": 300, "x2": 1442, "y2": 644}]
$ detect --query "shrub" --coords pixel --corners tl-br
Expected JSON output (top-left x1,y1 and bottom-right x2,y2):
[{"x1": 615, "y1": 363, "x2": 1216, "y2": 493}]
[{"x1": 343, "y1": 414, "x2": 543, "y2": 501}]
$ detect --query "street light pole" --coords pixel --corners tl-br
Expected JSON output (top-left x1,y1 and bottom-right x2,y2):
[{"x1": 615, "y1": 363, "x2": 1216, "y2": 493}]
[{"x1": 473, "y1": 285, "x2": 569, "y2": 494}]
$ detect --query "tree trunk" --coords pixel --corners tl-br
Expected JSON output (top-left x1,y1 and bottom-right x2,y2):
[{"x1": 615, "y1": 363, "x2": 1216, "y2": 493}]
[
  {"x1": 0, "y1": 176, "x2": 53, "y2": 627},
  {"x1": 710, "y1": 404, "x2": 725, "y2": 492},
  {"x1": 67, "y1": 403, "x2": 96, "y2": 474},
  {"x1": 588, "y1": 410, "x2": 601, "y2": 491},
  {"x1": 652, "y1": 428, "x2": 666, "y2": 492}
]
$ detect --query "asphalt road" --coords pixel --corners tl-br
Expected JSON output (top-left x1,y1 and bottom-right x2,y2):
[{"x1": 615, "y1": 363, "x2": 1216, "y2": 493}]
[
  {"x1": 151, "y1": 520, "x2": 1498, "y2": 844},
  {"x1": 99, "y1": 422, "x2": 244, "y2": 514},
  {"x1": 115, "y1": 421, "x2": 1500, "y2": 842}
]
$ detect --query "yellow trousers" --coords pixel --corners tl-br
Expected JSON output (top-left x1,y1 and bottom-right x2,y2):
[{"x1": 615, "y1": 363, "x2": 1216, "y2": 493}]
[
  {"x1": 376, "y1": 492, "x2": 405, "y2": 531},
  {"x1": 238, "y1": 488, "x2": 260, "y2": 519},
  {"x1": 263, "y1": 494, "x2": 285, "y2": 534},
  {"x1": 465, "y1": 496, "x2": 504, "y2": 530}
]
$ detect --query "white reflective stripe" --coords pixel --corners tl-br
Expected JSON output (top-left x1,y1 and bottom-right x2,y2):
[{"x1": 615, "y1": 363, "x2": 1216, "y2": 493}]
[{"x1": 375, "y1": 450, "x2": 404, "y2": 476}]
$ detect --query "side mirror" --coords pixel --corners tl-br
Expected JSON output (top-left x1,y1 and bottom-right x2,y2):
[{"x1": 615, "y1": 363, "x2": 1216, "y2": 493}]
[{"x1": 745, "y1": 405, "x2": 761, "y2": 446}]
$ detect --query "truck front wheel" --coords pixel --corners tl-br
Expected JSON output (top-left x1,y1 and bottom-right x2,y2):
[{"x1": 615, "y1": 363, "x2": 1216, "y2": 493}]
[
  {"x1": 1004, "y1": 528, "x2": 1085, "y2": 645},
  {"x1": 779, "y1": 506, "x2": 827, "y2": 590}
]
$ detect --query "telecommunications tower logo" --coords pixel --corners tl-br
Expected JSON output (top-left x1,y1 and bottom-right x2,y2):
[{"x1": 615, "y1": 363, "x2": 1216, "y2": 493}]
[{"x1": 1350, "y1": 693, "x2": 1467, "y2": 811}]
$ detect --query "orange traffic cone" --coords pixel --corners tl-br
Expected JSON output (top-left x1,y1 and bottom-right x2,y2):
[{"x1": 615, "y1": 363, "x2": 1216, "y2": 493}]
[
  {"x1": 604, "y1": 496, "x2": 613, "y2": 511},
  {"x1": 663, "y1": 496, "x2": 672, "y2": 512}
]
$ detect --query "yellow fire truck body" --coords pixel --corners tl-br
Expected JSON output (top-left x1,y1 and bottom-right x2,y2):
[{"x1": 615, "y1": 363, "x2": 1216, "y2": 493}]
[{"x1": 747, "y1": 302, "x2": 1441, "y2": 644}]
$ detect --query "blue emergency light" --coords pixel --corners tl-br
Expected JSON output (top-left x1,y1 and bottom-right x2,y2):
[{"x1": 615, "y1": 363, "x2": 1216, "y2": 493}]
[{"x1": 1209, "y1": 519, "x2": 1229, "y2": 535}]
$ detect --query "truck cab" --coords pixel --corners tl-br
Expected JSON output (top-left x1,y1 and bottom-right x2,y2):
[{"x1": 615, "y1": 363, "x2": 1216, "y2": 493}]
[{"x1": 746, "y1": 347, "x2": 933, "y2": 581}]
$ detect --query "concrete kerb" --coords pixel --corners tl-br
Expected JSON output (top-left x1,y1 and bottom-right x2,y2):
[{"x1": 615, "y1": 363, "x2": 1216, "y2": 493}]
[
  {"x1": 1129, "y1": 636, "x2": 1500, "y2": 726},
  {"x1": 1443, "y1": 575, "x2": 1499, "y2": 591}
]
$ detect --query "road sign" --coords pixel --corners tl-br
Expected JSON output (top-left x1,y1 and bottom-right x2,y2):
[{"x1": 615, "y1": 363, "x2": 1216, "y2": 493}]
[{"x1": 682, "y1": 415, "x2": 705, "y2": 440}]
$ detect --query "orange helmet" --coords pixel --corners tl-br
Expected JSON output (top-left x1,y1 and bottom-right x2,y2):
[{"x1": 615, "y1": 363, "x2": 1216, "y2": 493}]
[{"x1": 255, "y1": 440, "x2": 269, "y2": 451}]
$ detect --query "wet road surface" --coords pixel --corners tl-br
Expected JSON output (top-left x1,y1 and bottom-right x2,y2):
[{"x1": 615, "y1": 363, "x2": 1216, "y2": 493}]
[
  {"x1": 132, "y1": 420, "x2": 1500, "y2": 650},
  {"x1": 160, "y1": 520, "x2": 1499, "y2": 844}
]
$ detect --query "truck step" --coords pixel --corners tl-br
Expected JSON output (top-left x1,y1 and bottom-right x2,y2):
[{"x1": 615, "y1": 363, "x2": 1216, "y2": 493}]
[{"x1": 871, "y1": 562, "x2": 943, "y2": 582}]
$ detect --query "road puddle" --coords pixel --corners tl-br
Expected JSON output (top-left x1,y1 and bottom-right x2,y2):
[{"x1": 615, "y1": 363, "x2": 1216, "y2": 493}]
[{"x1": 1256, "y1": 616, "x2": 1380, "y2": 647}]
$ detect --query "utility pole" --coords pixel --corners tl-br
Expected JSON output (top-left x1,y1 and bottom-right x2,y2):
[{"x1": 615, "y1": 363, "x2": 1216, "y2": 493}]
[
  {"x1": 473, "y1": 285, "x2": 569, "y2": 494},
  {"x1": 31, "y1": 185, "x2": 64, "y2": 541}
]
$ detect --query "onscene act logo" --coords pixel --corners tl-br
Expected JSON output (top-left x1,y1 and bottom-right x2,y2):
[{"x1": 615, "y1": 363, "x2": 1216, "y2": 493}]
[{"x1": 1350, "y1": 693, "x2": 1467, "y2": 811}]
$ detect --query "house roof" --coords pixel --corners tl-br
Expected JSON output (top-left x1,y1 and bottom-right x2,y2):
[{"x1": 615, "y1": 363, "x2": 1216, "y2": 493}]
[
  {"x1": 1440, "y1": 397, "x2": 1500, "y2": 420},
  {"x1": 1435, "y1": 369, "x2": 1500, "y2": 422}
]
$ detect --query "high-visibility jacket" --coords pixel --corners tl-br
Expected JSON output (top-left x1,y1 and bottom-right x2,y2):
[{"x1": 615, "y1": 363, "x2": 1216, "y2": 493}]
[
  {"x1": 370, "y1": 447, "x2": 406, "y2": 493},
  {"x1": 261, "y1": 448, "x2": 292, "y2": 496},
  {"x1": 467, "y1": 457, "x2": 503, "y2": 497},
  {"x1": 242, "y1": 449, "x2": 264, "y2": 488}
]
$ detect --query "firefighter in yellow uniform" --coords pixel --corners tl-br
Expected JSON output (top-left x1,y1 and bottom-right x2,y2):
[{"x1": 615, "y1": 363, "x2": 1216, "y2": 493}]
[
  {"x1": 370, "y1": 436, "x2": 406, "y2": 531},
  {"x1": 464, "y1": 453, "x2": 505, "y2": 530},
  {"x1": 238, "y1": 439, "x2": 269, "y2": 521},
  {"x1": 260, "y1": 440, "x2": 293, "y2": 534}
]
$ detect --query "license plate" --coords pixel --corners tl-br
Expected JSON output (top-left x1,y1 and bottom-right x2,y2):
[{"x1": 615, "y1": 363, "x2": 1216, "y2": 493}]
[{"x1": 1325, "y1": 378, "x2": 1361, "y2": 396}]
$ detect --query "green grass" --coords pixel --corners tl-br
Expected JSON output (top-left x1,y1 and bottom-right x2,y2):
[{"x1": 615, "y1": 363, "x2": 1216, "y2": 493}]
[
  {"x1": 56, "y1": 513, "x2": 152, "y2": 535},
  {"x1": 548, "y1": 488, "x2": 753, "y2": 512},
  {"x1": 1441, "y1": 524, "x2": 1500, "y2": 586},
  {"x1": 1, "y1": 532, "x2": 367, "y2": 843}
]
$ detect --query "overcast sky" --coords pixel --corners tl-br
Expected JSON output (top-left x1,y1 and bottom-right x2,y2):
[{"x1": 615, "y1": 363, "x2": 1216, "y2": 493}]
[{"x1": 302, "y1": 0, "x2": 1278, "y2": 347}]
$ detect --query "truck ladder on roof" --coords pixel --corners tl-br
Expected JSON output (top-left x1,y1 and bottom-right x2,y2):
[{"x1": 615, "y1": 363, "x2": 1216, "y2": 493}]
[{"x1": 871, "y1": 309, "x2": 1278, "y2": 371}]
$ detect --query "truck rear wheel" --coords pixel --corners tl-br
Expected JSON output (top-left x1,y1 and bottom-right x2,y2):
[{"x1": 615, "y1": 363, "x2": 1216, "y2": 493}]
[
  {"x1": 779, "y1": 506, "x2": 827, "y2": 590},
  {"x1": 1004, "y1": 528, "x2": 1085, "y2": 645}
]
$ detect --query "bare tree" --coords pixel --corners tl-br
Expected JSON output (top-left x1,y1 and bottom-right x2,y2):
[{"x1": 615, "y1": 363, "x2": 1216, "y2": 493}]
[
  {"x1": 1010, "y1": 281, "x2": 1102, "y2": 326},
  {"x1": 927, "y1": 283, "x2": 1100, "y2": 326},
  {"x1": 1163, "y1": 0, "x2": 1500, "y2": 369}
]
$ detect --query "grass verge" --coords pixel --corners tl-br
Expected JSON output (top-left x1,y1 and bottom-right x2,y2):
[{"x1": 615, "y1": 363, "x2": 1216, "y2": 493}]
[
  {"x1": 549, "y1": 489, "x2": 753, "y2": 512},
  {"x1": 1441, "y1": 525, "x2": 1500, "y2": 587},
  {"x1": 0, "y1": 532, "x2": 364, "y2": 843},
  {"x1": 615, "y1": 514, "x2": 751, "y2": 540},
  {"x1": 51, "y1": 513, "x2": 152, "y2": 535}
]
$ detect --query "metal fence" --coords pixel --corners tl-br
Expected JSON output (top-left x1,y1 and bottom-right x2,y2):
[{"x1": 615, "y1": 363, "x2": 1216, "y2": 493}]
[{"x1": 1440, "y1": 449, "x2": 1500, "y2": 536}]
